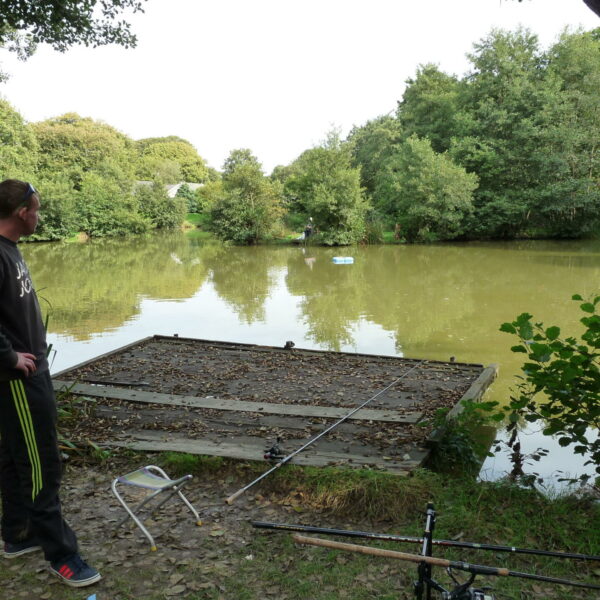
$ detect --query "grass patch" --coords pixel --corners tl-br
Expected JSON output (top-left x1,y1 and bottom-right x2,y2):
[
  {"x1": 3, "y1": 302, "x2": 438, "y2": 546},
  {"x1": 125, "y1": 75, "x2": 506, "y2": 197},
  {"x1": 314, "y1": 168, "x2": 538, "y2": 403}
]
[
  {"x1": 184, "y1": 213, "x2": 206, "y2": 226},
  {"x1": 381, "y1": 230, "x2": 404, "y2": 244},
  {"x1": 159, "y1": 453, "x2": 600, "y2": 559},
  {"x1": 160, "y1": 453, "x2": 438, "y2": 521}
]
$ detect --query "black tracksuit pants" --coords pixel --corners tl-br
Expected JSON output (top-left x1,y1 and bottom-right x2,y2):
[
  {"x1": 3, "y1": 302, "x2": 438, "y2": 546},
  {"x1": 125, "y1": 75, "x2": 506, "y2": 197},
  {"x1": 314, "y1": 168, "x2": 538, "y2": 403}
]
[{"x1": 0, "y1": 371, "x2": 78, "y2": 563}]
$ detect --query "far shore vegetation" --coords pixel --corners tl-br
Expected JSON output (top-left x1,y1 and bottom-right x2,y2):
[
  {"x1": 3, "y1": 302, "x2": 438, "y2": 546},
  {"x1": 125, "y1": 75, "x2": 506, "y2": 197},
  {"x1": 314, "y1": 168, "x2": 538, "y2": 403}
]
[{"x1": 2, "y1": 27, "x2": 600, "y2": 246}]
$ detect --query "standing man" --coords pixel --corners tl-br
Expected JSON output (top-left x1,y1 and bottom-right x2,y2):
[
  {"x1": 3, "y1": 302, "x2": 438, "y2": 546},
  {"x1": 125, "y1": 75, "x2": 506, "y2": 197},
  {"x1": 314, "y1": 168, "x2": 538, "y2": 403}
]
[
  {"x1": 304, "y1": 217, "x2": 314, "y2": 240},
  {"x1": 0, "y1": 179, "x2": 101, "y2": 588}
]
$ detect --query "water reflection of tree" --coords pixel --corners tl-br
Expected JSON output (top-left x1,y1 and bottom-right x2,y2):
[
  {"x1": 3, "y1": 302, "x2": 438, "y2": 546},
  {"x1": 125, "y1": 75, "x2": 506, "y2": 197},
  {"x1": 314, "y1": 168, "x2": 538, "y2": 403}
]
[
  {"x1": 369, "y1": 242, "x2": 600, "y2": 364},
  {"x1": 361, "y1": 245, "x2": 477, "y2": 356},
  {"x1": 21, "y1": 233, "x2": 209, "y2": 340},
  {"x1": 286, "y1": 250, "x2": 367, "y2": 350},
  {"x1": 285, "y1": 246, "x2": 478, "y2": 353},
  {"x1": 205, "y1": 246, "x2": 288, "y2": 324}
]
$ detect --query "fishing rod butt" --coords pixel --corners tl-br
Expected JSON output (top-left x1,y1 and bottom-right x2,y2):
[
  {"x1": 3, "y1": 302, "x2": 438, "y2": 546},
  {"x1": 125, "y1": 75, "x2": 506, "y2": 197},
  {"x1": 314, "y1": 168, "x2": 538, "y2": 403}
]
[{"x1": 225, "y1": 488, "x2": 245, "y2": 504}]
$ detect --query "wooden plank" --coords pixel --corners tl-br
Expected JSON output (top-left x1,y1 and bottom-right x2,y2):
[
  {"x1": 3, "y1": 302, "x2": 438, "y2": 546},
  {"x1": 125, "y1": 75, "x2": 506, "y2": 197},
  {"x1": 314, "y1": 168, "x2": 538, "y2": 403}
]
[
  {"x1": 92, "y1": 405, "x2": 413, "y2": 441},
  {"x1": 451, "y1": 363, "x2": 499, "y2": 412},
  {"x1": 53, "y1": 380, "x2": 423, "y2": 424},
  {"x1": 52, "y1": 336, "x2": 154, "y2": 379},
  {"x1": 426, "y1": 363, "x2": 499, "y2": 445},
  {"x1": 103, "y1": 431, "x2": 427, "y2": 474}
]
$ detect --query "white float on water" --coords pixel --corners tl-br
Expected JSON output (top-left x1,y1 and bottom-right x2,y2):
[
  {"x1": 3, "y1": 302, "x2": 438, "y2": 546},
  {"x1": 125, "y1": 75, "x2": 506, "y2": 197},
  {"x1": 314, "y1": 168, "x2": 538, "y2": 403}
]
[{"x1": 332, "y1": 257, "x2": 354, "y2": 264}]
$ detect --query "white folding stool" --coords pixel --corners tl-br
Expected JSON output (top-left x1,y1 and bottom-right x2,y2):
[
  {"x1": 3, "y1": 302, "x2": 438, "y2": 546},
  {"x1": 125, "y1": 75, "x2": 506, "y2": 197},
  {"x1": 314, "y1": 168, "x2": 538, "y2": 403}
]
[{"x1": 111, "y1": 465, "x2": 202, "y2": 551}]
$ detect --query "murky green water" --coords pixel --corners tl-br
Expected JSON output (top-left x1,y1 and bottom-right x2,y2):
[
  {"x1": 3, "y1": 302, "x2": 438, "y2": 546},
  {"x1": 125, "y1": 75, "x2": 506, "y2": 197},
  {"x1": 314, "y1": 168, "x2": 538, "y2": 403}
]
[{"x1": 22, "y1": 232, "x2": 600, "y2": 486}]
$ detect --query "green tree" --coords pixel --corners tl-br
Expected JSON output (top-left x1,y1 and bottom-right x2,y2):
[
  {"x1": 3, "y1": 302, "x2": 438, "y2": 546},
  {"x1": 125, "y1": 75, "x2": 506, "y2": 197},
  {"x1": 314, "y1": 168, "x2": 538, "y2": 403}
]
[
  {"x1": 205, "y1": 166, "x2": 221, "y2": 182},
  {"x1": 375, "y1": 135, "x2": 477, "y2": 242},
  {"x1": 77, "y1": 173, "x2": 149, "y2": 237},
  {"x1": 0, "y1": 0, "x2": 146, "y2": 81},
  {"x1": 222, "y1": 148, "x2": 262, "y2": 177},
  {"x1": 347, "y1": 115, "x2": 403, "y2": 198},
  {"x1": 449, "y1": 28, "x2": 555, "y2": 238},
  {"x1": 176, "y1": 183, "x2": 198, "y2": 213},
  {"x1": 397, "y1": 64, "x2": 460, "y2": 153},
  {"x1": 33, "y1": 113, "x2": 136, "y2": 186},
  {"x1": 137, "y1": 182, "x2": 186, "y2": 230},
  {"x1": 30, "y1": 113, "x2": 152, "y2": 238},
  {"x1": 30, "y1": 175, "x2": 78, "y2": 240},
  {"x1": 283, "y1": 132, "x2": 369, "y2": 245},
  {"x1": 270, "y1": 164, "x2": 294, "y2": 184},
  {"x1": 135, "y1": 138, "x2": 208, "y2": 183},
  {"x1": 209, "y1": 150, "x2": 284, "y2": 244},
  {"x1": 136, "y1": 156, "x2": 182, "y2": 184},
  {"x1": 0, "y1": 98, "x2": 38, "y2": 178},
  {"x1": 196, "y1": 179, "x2": 223, "y2": 214},
  {"x1": 530, "y1": 28, "x2": 600, "y2": 237}
]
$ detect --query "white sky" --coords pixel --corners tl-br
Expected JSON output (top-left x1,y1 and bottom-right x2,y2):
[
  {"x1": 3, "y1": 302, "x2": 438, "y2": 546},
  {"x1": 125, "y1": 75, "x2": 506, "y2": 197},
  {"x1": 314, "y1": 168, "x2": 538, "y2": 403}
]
[{"x1": 0, "y1": 0, "x2": 598, "y2": 173}]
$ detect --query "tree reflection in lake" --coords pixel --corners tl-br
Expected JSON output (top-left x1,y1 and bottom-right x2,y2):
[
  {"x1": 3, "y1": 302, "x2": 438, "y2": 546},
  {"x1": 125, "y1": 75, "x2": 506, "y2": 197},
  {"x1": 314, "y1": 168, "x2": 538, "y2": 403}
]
[
  {"x1": 206, "y1": 245, "x2": 288, "y2": 324},
  {"x1": 22, "y1": 233, "x2": 210, "y2": 340}
]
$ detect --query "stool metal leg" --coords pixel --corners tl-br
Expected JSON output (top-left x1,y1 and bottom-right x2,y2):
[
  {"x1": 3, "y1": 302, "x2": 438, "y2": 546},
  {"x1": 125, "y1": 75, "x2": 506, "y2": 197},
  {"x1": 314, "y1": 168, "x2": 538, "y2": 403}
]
[
  {"x1": 145, "y1": 467, "x2": 202, "y2": 525},
  {"x1": 111, "y1": 479, "x2": 162, "y2": 550}
]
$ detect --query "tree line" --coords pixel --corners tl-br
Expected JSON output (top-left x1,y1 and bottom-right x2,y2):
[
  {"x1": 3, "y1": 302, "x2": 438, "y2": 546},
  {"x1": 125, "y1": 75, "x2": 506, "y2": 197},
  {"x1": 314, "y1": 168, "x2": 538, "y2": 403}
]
[
  {"x1": 0, "y1": 108, "x2": 214, "y2": 239},
  {"x1": 225, "y1": 26, "x2": 600, "y2": 244},
  {"x1": 1, "y1": 26, "x2": 599, "y2": 244}
]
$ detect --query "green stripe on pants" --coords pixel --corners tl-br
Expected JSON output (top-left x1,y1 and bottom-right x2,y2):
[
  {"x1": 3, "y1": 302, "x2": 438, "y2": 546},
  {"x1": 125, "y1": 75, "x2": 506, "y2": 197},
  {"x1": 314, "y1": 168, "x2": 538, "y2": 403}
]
[{"x1": 9, "y1": 379, "x2": 43, "y2": 500}]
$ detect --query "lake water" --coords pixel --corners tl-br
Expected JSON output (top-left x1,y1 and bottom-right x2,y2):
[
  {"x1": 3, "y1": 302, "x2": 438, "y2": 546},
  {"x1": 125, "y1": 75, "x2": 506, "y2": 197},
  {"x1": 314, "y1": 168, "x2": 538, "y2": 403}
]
[{"x1": 22, "y1": 232, "x2": 600, "y2": 488}]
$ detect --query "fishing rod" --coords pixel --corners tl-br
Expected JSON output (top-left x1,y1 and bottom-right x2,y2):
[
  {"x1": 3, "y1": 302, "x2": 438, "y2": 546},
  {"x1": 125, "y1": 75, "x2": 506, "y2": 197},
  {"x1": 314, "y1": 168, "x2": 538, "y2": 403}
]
[
  {"x1": 252, "y1": 521, "x2": 600, "y2": 562},
  {"x1": 225, "y1": 361, "x2": 425, "y2": 504},
  {"x1": 292, "y1": 534, "x2": 600, "y2": 591}
]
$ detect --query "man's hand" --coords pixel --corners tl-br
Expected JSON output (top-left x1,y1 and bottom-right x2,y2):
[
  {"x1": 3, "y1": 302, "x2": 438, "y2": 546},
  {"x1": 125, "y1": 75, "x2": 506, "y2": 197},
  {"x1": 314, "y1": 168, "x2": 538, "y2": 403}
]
[{"x1": 14, "y1": 352, "x2": 37, "y2": 376}]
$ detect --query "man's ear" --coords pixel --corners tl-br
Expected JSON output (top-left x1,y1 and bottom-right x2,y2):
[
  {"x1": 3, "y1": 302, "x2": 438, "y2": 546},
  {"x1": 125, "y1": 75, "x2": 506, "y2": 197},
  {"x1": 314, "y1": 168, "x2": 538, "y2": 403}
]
[{"x1": 15, "y1": 206, "x2": 28, "y2": 220}]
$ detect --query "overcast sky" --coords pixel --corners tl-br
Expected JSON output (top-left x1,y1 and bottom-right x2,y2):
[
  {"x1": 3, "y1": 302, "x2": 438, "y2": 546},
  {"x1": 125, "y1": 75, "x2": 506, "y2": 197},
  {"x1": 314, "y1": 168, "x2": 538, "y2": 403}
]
[{"x1": 1, "y1": 0, "x2": 598, "y2": 173}]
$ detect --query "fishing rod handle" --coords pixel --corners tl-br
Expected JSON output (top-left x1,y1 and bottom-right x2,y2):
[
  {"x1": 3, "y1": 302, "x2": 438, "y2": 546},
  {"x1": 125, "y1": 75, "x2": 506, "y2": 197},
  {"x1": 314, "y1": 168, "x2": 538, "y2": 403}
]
[
  {"x1": 225, "y1": 488, "x2": 246, "y2": 505},
  {"x1": 293, "y1": 534, "x2": 453, "y2": 569}
]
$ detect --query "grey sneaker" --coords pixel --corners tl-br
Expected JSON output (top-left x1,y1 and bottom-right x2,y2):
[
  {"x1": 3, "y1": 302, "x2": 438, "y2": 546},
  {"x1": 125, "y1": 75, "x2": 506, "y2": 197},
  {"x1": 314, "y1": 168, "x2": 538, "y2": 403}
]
[
  {"x1": 50, "y1": 554, "x2": 101, "y2": 587},
  {"x1": 3, "y1": 539, "x2": 42, "y2": 558}
]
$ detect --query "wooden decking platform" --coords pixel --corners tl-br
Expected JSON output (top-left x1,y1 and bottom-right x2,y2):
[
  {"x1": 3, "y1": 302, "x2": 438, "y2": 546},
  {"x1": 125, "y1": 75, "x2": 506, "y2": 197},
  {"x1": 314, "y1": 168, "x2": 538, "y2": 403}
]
[{"x1": 53, "y1": 336, "x2": 497, "y2": 474}]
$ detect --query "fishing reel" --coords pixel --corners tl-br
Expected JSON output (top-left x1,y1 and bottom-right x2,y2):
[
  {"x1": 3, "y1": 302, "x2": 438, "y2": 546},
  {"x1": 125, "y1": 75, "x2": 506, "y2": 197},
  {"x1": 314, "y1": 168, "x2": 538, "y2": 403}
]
[
  {"x1": 264, "y1": 436, "x2": 284, "y2": 461},
  {"x1": 440, "y1": 570, "x2": 495, "y2": 600},
  {"x1": 442, "y1": 590, "x2": 494, "y2": 600}
]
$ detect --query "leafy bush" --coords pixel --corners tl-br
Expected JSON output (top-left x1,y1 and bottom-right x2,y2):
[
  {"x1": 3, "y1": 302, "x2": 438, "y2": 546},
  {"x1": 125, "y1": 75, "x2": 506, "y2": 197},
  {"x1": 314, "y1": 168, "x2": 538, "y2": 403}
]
[
  {"x1": 30, "y1": 176, "x2": 78, "y2": 240},
  {"x1": 283, "y1": 132, "x2": 369, "y2": 246},
  {"x1": 208, "y1": 150, "x2": 284, "y2": 244},
  {"x1": 137, "y1": 182, "x2": 186, "y2": 230},
  {"x1": 374, "y1": 135, "x2": 477, "y2": 242},
  {"x1": 176, "y1": 183, "x2": 198, "y2": 213},
  {"x1": 499, "y1": 294, "x2": 600, "y2": 480},
  {"x1": 77, "y1": 173, "x2": 150, "y2": 237},
  {"x1": 425, "y1": 399, "x2": 497, "y2": 474}
]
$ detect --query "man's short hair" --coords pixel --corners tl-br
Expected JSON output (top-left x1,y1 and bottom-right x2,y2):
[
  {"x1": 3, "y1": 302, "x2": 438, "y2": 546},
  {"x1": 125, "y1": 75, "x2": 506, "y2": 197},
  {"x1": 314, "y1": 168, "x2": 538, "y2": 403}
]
[{"x1": 0, "y1": 179, "x2": 38, "y2": 218}]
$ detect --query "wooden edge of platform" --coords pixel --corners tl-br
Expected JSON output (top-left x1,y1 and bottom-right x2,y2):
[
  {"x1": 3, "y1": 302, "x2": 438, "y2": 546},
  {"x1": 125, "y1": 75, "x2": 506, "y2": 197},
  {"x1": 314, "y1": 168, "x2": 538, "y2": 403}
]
[
  {"x1": 425, "y1": 363, "x2": 499, "y2": 447},
  {"x1": 150, "y1": 336, "x2": 484, "y2": 368},
  {"x1": 52, "y1": 334, "x2": 484, "y2": 380},
  {"x1": 102, "y1": 432, "x2": 426, "y2": 474},
  {"x1": 52, "y1": 336, "x2": 155, "y2": 378},
  {"x1": 52, "y1": 380, "x2": 423, "y2": 424}
]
